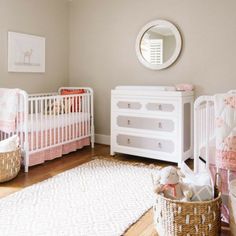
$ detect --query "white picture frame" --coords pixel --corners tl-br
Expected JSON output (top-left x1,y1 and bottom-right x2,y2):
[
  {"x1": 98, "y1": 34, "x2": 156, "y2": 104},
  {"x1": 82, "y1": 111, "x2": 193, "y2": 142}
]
[{"x1": 8, "y1": 31, "x2": 45, "y2": 73}]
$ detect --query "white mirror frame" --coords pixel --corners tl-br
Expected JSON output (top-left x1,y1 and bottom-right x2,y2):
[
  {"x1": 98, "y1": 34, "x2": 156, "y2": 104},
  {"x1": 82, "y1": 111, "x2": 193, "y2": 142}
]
[{"x1": 135, "y1": 20, "x2": 182, "y2": 70}]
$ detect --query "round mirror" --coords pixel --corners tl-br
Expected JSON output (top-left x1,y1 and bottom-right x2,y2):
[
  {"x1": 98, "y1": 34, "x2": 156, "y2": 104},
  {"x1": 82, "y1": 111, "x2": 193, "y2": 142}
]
[{"x1": 136, "y1": 20, "x2": 182, "y2": 70}]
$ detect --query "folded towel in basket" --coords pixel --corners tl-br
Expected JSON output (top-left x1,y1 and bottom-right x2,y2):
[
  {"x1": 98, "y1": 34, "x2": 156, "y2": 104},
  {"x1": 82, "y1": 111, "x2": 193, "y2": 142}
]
[
  {"x1": 0, "y1": 135, "x2": 19, "y2": 152},
  {"x1": 181, "y1": 162, "x2": 214, "y2": 201},
  {"x1": 0, "y1": 88, "x2": 18, "y2": 133}
]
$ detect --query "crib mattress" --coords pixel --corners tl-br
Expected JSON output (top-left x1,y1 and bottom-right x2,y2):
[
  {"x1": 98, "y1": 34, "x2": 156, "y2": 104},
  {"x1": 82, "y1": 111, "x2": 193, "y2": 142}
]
[{"x1": 22, "y1": 112, "x2": 90, "y2": 132}]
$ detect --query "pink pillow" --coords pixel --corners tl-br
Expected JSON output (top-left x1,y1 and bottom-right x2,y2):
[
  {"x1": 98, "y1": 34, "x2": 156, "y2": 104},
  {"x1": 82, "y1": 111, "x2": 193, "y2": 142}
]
[
  {"x1": 175, "y1": 84, "x2": 194, "y2": 91},
  {"x1": 61, "y1": 89, "x2": 86, "y2": 112}
]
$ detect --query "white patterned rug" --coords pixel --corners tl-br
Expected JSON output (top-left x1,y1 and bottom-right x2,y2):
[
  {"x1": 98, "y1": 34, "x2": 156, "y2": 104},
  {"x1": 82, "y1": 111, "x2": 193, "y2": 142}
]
[{"x1": 0, "y1": 159, "x2": 159, "y2": 236}]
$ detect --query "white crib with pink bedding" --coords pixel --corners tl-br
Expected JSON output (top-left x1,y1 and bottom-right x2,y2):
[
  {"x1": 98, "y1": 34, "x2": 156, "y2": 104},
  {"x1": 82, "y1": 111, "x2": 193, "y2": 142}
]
[
  {"x1": 0, "y1": 87, "x2": 94, "y2": 172},
  {"x1": 194, "y1": 90, "x2": 236, "y2": 195}
]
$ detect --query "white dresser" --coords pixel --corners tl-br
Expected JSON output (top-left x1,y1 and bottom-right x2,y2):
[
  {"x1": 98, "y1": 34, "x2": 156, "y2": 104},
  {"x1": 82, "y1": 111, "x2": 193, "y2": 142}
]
[{"x1": 110, "y1": 86, "x2": 194, "y2": 166}]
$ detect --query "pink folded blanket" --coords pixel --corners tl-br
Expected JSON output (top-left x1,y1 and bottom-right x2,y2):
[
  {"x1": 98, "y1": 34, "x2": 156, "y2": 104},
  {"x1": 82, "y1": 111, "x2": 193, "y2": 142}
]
[{"x1": 0, "y1": 88, "x2": 18, "y2": 133}]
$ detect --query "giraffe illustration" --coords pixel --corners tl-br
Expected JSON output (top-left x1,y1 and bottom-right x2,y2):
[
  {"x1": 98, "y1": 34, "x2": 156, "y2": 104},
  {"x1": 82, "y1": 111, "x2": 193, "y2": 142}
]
[{"x1": 23, "y1": 49, "x2": 33, "y2": 64}]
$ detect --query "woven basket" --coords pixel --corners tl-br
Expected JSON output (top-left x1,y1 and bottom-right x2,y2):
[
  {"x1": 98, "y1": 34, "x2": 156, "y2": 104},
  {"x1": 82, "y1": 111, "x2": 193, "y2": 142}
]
[
  {"x1": 0, "y1": 148, "x2": 21, "y2": 183},
  {"x1": 154, "y1": 193, "x2": 222, "y2": 236}
]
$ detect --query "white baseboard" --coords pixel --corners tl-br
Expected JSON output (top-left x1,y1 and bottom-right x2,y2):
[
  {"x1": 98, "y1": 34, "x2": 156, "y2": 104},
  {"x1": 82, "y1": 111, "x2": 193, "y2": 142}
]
[{"x1": 95, "y1": 134, "x2": 110, "y2": 145}]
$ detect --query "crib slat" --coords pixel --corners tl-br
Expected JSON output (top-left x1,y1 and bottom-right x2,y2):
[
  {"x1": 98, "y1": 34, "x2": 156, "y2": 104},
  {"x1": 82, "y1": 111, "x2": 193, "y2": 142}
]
[
  {"x1": 19, "y1": 94, "x2": 23, "y2": 147},
  {"x1": 85, "y1": 95, "x2": 88, "y2": 136},
  {"x1": 36, "y1": 100, "x2": 39, "y2": 150},
  {"x1": 75, "y1": 96, "x2": 78, "y2": 139},
  {"x1": 30, "y1": 100, "x2": 33, "y2": 151},
  {"x1": 69, "y1": 96, "x2": 71, "y2": 142},
  {"x1": 61, "y1": 98, "x2": 64, "y2": 144},
  {"x1": 49, "y1": 99, "x2": 52, "y2": 147},
  {"x1": 82, "y1": 94, "x2": 85, "y2": 137},
  {"x1": 79, "y1": 95, "x2": 81, "y2": 138},
  {"x1": 87, "y1": 95, "x2": 90, "y2": 136},
  {"x1": 66, "y1": 97, "x2": 68, "y2": 142},
  {"x1": 87, "y1": 95, "x2": 89, "y2": 136},
  {"x1": 205, "y1": 101, "x2": 210, "y2": 169},
  {"x1": 53, "y1": 98, "x2": 55, "y2": 145},
  {"x1": 45, "y1": 99, "x2": 48, "y2": 148},
  {"x1": 57, "y1": 98, "x2": 60, "y2": 146}
]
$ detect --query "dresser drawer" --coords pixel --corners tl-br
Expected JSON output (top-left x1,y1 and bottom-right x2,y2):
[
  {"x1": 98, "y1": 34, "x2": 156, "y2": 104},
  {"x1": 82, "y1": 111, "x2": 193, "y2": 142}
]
[
  {"x1": 117, "y1": 101, "x2": 142, "y2": 110},
  {"x1": 146, "y1": 102, "x2": 175, "y2": 112},
  {"x1": 116, "y1": 116, "x2": 175, "y2": 133},
  {"x1": 116, "y1": 134, "x2": 175, "y2": 153},
  {"x1": 112, "y1": 97, "x2": 177, "y2": 115}
]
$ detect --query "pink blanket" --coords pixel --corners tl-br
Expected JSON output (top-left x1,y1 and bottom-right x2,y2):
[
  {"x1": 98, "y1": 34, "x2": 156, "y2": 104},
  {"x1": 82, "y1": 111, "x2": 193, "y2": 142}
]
[
  {"x1": 215, "y1": 94, "x2": 236, "y2": 171},
  {"x1": 0, "y1": 88, "x2": 18, "y2": 133}
]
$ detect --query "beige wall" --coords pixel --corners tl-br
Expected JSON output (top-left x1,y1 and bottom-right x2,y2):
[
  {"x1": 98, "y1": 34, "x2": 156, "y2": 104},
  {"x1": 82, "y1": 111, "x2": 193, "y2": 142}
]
[
  {"x1": 69, "y1": 0, "x2": 236, "y2": 136},
  {"x1": 0, "y1": 0, "x2": 69, "y2": 93},
  {"x1": 1, "y1": 0, "x2": 235, "y2": 137}
]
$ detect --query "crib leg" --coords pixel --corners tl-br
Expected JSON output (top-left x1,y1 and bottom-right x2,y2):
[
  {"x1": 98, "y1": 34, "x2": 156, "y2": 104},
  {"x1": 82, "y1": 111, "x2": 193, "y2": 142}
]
[
  {"x1": 23, "y1": 148, "x2": 29, "y2": 173},
  {"x1": 24, "y1": 165, "x2": 29, "y2": 173},
  {"x1": 24, "y1": 156, "x2": 29, "y2": 172},
  {"x1": 110, "y1": 150, "x2": 115, "y2": 156},
  {"x1": 178, "y1": 161, "x2": 182, "y2": 168},
  {"x1": 91, "y1": 139, "x2": 95, "y2": 149},
  {"x1": 90, "y1": 134, "x2": 95, "y2": 148},
  {"x1": 91, "y1": 124, "x2": 95, "y2": 149}
]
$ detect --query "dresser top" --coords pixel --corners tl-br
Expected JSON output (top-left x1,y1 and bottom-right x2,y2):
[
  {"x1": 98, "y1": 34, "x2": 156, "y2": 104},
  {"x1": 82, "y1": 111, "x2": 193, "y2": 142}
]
[
  {"x1": 115, "y1": 86, "x2": 176, "y2": 91},
  {"x1": 112, "y1": 86, "x2": 194, "y2": 97}
]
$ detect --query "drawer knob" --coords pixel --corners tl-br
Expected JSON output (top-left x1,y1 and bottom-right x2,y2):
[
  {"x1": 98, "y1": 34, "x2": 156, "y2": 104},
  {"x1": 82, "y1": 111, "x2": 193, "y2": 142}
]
[
  {"x1": 127, "y1": 119, "x2": 131, "y2": 125},
  {"x1": 128, "y1": 103, "x2": 131, "y2": 108},
  {"x1": 127, "y1": 138, "x2": 131, "y2": 144},
  {"x1": 158, "y1": 104, "x2": 162, "y2": 110},
  {"x1": 158, "y1": 122, "x2": 162, "y2": 128},
  {"x1": 158, "y1": 142, "x2": 162, "y2": 148}
]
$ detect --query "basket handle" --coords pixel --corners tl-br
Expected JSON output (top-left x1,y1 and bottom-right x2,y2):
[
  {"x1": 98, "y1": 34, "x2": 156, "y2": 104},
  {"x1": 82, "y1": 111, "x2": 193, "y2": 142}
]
[{"x1": 214, "y1": 173, "x2": 222, "y2": 198}]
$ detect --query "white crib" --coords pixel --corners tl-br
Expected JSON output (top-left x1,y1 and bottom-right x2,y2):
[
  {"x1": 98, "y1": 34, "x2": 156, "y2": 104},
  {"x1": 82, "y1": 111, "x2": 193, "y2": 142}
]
[
  {"x1": 194, "y1": 90, "x2": 236, "y2": 194},
  {"x1": 0, "y1": 87, "x2": 94, "y2": 172}
]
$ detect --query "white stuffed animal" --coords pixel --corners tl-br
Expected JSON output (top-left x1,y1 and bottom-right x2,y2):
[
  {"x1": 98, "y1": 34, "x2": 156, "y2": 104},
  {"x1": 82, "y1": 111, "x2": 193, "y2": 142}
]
[{"x1": 154, "y1": 166, "x2": 193, "y2": 201}]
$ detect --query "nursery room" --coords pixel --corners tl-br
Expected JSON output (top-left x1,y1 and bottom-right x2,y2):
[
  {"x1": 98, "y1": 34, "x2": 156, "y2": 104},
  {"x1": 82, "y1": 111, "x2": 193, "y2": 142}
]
[{"x1": 0, "y1": 0, "x2": 236, "y2": 235}]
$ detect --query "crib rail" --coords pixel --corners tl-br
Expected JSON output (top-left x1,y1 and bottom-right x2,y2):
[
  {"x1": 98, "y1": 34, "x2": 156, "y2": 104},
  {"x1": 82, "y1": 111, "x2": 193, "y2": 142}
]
[
  {"x1": 194, "y1": 95, "x2": 215, "y2": 172},
  {"x1": 29, "y1": 92, "x2": 58, "y2": 98},
  {"x1": 194, "y1": 91, "x2": 236, "y2": 197}
]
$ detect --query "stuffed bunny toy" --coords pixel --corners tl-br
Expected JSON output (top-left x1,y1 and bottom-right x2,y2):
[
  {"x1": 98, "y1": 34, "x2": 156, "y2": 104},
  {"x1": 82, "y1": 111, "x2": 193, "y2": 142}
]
[{"x1": 154, "y1": 166, "x2": 193, "y2": 201}]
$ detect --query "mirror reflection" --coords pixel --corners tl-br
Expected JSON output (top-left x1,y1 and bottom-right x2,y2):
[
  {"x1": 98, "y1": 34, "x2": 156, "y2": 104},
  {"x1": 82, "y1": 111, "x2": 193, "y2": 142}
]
[
  {"x1": 140, "y1": 25, "x2": 176, "y2": 65},
  {"x1": 136, "y1": 20, "x2": 181, "y2": 70}
]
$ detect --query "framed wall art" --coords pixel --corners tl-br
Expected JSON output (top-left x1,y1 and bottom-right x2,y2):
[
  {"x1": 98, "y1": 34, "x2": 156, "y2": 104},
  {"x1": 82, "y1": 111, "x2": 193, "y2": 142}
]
[{"x1": 8, "y1": 31, "x2": 45, "y2": 73}]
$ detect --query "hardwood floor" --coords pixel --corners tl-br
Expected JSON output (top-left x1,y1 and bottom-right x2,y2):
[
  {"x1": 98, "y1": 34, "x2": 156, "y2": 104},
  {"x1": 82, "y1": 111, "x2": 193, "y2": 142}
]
[
  {"x1": 0, "y1": 144, "x2": 107, "y2": 198},
  {"x1": 0, "y1": 144, "x2": 230, "y2": 235}
]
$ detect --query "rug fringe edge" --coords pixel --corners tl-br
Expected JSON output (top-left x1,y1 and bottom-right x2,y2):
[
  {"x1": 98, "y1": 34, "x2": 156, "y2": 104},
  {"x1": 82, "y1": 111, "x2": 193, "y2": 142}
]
[{"x1": 92, "y1": 156, "x2": 161, "y2": 169}]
